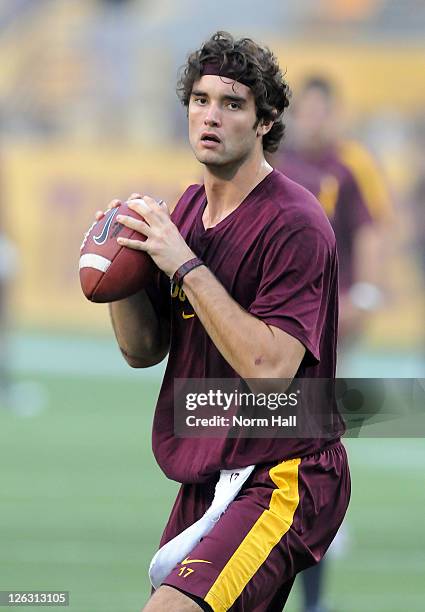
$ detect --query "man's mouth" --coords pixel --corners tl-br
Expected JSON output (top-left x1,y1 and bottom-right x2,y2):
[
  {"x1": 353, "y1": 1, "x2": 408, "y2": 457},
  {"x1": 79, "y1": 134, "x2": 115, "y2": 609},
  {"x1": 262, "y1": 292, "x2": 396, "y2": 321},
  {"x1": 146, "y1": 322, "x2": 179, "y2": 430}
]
[{"x1": 200, "y1": 133, "x2": 221, "y2": 143}]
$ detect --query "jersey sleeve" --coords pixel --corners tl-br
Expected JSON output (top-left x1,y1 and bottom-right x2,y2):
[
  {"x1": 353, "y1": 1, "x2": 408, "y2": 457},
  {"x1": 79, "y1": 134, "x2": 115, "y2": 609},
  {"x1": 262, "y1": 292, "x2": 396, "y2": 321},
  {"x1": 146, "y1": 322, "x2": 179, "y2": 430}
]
[
  {"x1": 340, "y1": 141, "x2": 392, "y2": 222},
  {"x1": 145, "y1": 269, "x2": 171, "y2": 321},
  {"x1": 248, "y1": 226, "x2": 337, "y2": 364}
]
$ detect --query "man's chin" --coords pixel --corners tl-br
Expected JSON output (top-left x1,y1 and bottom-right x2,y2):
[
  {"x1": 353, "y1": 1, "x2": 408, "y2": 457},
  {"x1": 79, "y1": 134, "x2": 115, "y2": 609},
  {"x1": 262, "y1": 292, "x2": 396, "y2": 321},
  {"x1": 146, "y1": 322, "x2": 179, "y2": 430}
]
[{"x1": 195, "y1": 151, "x2": 227, "y2": 167}]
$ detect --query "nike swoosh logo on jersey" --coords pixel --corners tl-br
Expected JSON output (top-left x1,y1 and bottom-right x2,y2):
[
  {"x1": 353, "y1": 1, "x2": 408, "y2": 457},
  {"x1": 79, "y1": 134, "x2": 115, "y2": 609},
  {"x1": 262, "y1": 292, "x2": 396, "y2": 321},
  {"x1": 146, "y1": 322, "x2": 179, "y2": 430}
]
[
  {"x1": 181, "y1": 558, "x2": 212, "y2": 565},
  {"x1": 182, "y1": 312, "x2": 195, "y2": 319},
  {"x1": 93, "y1": 208, "x2": 119, "y2": 246}
]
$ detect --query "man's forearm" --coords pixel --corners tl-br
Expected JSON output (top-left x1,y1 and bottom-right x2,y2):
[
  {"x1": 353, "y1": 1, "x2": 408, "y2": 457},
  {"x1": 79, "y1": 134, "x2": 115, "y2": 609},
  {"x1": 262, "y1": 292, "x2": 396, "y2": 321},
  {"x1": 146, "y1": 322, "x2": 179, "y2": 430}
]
[
  {"x1": 182, "y1": 266, "x2": 303, "y2": 381},
  {"x1": 109, "y1": 290, "x2": 169, "y2": 367}
]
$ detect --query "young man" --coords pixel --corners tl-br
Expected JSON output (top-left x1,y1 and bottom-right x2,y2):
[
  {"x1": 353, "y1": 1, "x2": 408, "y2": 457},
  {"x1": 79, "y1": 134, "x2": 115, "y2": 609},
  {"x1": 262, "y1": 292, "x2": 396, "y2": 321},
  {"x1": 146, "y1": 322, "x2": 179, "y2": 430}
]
[{"x1": 101, "y1": 32, "x2": 350, "y2": 611}]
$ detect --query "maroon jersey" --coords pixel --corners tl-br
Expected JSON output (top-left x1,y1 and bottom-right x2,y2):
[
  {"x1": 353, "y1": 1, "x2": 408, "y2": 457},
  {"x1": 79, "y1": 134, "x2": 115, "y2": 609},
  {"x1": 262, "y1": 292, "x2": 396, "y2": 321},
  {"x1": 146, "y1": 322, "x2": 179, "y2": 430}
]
[
  {"x1": 274, "y1": 146, "x2": 374, "y2": 291},
  {"x1": 151, "y1": 169, "x2": 342, "y2": 483}
]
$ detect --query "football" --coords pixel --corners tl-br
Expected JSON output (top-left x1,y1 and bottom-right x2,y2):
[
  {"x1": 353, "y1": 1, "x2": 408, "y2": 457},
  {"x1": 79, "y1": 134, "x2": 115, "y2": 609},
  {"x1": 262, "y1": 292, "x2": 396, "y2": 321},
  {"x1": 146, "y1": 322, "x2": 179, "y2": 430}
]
[{"x1": 79, "y1": 202, "x2": 155, "y2": 302}]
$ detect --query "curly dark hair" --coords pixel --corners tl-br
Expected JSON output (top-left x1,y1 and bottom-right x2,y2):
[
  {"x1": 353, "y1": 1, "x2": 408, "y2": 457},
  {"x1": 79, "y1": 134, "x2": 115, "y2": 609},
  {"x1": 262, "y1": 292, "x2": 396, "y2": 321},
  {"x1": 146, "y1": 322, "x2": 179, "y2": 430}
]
[{"x1": 177, "y1": 31, "x2": 291, "y2": 153}]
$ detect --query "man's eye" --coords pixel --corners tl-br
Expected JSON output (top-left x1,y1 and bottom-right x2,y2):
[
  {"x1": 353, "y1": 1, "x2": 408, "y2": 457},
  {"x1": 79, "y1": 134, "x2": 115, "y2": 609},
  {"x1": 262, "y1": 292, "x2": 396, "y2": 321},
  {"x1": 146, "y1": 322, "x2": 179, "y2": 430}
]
[
  {"x1": 227, "y1": 102, "x2": 241, "y2": 110},
  {"x1": 195, "y1": 97, "x2": 207, "y2": 105}
]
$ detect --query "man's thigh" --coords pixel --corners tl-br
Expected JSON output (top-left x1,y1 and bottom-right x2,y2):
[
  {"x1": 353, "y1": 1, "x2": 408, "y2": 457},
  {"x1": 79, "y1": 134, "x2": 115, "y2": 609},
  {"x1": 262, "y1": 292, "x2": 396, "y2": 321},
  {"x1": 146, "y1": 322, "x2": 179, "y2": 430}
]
[{"x1": 143, "y1": 585, "x2": 209, "y2": 611}]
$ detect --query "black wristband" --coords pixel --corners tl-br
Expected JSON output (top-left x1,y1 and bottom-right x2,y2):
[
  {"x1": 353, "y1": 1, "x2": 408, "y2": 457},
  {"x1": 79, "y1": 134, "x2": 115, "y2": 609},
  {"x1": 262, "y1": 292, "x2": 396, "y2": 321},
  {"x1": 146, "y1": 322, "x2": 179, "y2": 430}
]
[{"x1": 172, "y1": 257, "x2": 204, "y2": 286}]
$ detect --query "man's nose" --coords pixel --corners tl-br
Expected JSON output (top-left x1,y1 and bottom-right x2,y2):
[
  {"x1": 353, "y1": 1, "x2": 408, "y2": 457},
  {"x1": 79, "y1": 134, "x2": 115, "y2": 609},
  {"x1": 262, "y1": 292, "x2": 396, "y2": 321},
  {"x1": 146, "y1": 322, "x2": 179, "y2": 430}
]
[{"x1": 204, "y1": 103, "x2": 221, "y2": 127}]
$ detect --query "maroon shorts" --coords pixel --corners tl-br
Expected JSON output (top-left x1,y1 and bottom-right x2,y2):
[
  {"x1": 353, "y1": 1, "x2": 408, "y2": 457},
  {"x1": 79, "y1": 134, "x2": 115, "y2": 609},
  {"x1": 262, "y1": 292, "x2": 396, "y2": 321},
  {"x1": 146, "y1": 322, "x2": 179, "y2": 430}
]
[{"x1": 160, "y1": 441, "x2": 350, "y2": 612}]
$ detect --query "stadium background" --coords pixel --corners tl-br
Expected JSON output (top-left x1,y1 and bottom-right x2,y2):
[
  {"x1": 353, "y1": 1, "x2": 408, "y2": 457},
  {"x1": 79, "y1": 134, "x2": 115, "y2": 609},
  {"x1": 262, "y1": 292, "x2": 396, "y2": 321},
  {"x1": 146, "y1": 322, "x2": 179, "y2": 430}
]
[{"x1": 0, "y1": 1, "x2": 424, "y2": 611}]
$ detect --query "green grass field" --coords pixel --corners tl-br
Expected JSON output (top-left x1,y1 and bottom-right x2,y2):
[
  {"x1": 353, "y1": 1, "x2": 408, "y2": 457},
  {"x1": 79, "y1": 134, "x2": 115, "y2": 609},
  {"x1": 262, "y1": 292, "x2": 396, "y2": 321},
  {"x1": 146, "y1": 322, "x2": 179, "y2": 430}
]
[{"x1": 1, "y1": 336, "x2": 424, "y2": 611}]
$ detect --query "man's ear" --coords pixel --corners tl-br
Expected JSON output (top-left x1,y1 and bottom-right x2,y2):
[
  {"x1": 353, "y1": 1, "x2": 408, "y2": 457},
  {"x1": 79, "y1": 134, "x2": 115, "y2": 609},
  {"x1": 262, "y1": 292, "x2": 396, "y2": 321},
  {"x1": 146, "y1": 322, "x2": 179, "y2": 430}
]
[
  {"x1": 257, "y1": 110, "x2": 278, "y2": 136},
  {"x1": 258, "y1": 119, "x2": 274, "y2": 136}
]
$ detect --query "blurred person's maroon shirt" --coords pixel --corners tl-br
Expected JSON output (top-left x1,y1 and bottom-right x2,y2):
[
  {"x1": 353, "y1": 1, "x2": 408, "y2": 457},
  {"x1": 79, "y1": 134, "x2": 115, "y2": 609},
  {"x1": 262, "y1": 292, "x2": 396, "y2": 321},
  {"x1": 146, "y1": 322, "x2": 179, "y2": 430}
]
[
  {"x1": 149, "y1": 170, "x2": 342, "y2": 484},
  {"x1": 275, "y1": 147, "x2": 373, "y2": 292}
]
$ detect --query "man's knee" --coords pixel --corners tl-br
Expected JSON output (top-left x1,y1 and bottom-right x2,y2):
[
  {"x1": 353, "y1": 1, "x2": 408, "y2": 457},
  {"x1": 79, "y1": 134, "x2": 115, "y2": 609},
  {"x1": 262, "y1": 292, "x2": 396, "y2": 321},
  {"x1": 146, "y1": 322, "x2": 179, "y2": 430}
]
[{"x1": 142, "y1": 585, "x2": 206, "y2": 612}]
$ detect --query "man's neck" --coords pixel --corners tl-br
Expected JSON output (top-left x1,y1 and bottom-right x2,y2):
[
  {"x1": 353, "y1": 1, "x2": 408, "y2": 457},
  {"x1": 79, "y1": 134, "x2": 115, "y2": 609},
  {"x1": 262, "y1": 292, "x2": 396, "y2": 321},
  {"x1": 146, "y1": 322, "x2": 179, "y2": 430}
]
[{"x1": 202, "y1": 155, "x2": 273, "y2": 229}]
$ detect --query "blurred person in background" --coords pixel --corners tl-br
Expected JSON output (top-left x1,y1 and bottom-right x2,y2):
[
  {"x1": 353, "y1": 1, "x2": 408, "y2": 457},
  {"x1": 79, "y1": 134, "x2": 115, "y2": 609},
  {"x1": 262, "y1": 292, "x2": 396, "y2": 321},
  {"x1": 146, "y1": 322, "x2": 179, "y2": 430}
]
[
  {"x1": 273, "y1": 76, "x2": 392, "y2": 612},
  {"x1": 409, "y1": 120, "x2": 425, "y2": 288},
  {"x1": 0, "y1": 195, "x2": 43, "y2": 416},
  {"x1": 274, "y1": 76, "x2": 392, "y2": 352},
  {"x1": 408, "y1": 118, "x2": 425, "y2": 364},
  {"x1": 0, "y1": 219, "x2": 18, "y2": 410}
]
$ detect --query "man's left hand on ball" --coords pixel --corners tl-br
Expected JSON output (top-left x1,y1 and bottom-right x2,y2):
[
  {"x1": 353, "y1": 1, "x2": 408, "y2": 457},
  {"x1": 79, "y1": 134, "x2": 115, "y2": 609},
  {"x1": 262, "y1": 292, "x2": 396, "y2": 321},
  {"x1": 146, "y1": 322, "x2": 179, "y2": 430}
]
[{"x1": 116, "y1": 194, "x2": 196, "y2": 278}]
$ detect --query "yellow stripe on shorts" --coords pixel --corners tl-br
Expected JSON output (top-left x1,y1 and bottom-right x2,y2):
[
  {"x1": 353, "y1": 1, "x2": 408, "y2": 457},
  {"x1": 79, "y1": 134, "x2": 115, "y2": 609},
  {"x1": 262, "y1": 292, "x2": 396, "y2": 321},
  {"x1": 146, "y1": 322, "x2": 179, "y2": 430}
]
[{"x1": 204, "y1": 457, "x2": 301, "y2": 612}]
